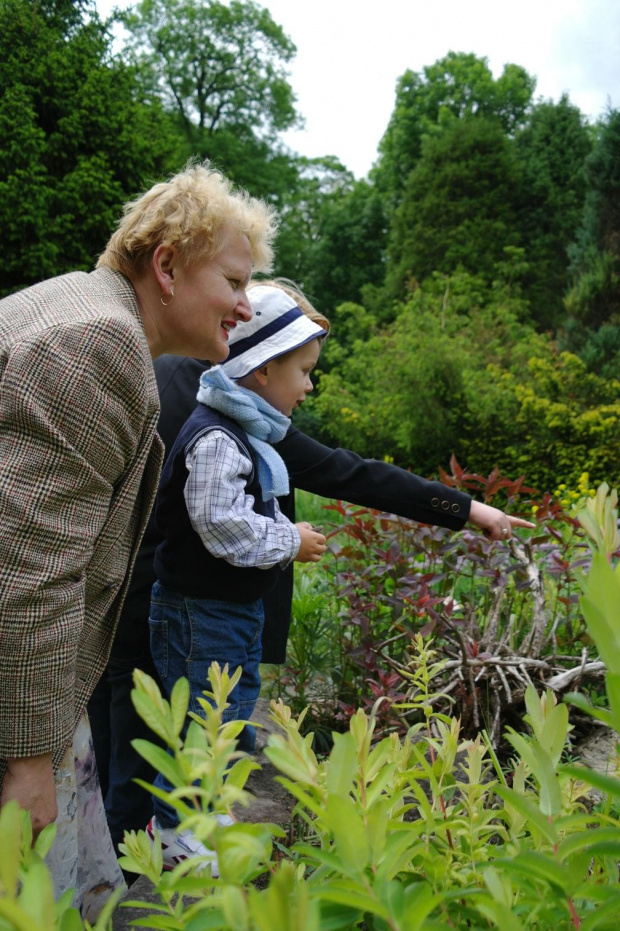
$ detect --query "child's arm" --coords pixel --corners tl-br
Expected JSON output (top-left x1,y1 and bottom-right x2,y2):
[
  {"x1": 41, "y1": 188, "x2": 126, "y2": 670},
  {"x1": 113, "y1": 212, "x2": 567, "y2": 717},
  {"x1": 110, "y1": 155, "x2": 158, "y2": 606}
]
[{"x1": 184, "y1": 430, "x2": 302, "y2": 568}]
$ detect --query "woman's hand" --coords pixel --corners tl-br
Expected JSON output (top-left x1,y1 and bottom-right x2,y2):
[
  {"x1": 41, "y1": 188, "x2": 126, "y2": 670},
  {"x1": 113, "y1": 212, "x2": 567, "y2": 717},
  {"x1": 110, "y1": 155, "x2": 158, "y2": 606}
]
[
  {"x1": 468, "y1": 500, "x2": 536, "y2": 541},
  {"x1": 1, "y1": 752, "x2": 57, "y2": 841}
]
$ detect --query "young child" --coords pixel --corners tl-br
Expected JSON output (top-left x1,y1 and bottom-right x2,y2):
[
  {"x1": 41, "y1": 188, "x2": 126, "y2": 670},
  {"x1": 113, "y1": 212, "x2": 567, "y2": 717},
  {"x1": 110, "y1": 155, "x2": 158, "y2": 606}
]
[{"x1": 147, "y1": 282, "x2": 328, "y2": 868}]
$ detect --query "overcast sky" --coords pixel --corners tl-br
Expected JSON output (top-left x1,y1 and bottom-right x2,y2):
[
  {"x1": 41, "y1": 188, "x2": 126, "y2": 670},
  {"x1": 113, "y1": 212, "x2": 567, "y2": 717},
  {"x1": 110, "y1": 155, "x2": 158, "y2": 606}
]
[{"x1": 98, "y1": 0, "x2": 619, "y2": 178}]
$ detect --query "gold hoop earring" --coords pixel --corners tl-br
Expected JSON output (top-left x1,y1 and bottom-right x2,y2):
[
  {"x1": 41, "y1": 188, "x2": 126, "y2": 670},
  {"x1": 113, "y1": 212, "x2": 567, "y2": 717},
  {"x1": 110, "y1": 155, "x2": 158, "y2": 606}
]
[{"x1": 160, "y1": 289, "x2": 174, "y2": 307}]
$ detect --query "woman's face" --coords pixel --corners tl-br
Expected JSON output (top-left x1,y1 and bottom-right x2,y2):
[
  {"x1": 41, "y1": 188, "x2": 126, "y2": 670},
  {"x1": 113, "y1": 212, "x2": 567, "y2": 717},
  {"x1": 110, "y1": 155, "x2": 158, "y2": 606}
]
[{"x1": 166, "y1": 229, "x2": 254, "y2": 362}]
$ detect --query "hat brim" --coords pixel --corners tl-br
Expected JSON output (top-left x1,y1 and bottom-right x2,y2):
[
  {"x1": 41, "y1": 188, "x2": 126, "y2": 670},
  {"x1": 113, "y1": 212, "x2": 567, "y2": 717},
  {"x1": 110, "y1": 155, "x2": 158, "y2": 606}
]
[{"x1": 222, "y1": 314, "x2": 326, "y2": 380}]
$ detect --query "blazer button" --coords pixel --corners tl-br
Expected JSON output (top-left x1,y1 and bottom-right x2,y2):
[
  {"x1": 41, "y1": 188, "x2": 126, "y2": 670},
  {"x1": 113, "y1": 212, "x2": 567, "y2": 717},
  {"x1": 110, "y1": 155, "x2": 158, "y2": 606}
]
[
  {"x1": 451, "y1": 503, "x2": 460, "y2": 513},
  {"x1": 441, "y1": 500, "x2": 450, "y2": 510},
  {"x1": 431, "y1": 497, "x2": 439, "y2": 507}
]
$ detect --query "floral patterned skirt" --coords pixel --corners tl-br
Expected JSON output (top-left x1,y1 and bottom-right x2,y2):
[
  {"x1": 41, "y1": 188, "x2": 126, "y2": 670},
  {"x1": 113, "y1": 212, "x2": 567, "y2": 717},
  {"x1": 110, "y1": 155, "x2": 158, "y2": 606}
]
[{"x1": 45, "y1": 715, "x2": 126, "y2": 923}]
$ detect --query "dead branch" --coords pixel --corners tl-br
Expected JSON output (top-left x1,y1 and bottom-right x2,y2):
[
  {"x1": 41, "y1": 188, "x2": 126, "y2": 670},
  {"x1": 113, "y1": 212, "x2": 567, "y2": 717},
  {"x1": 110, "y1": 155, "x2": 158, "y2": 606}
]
[{"x1": 509, "y1": 536, "x2": 548, "y2": 658}]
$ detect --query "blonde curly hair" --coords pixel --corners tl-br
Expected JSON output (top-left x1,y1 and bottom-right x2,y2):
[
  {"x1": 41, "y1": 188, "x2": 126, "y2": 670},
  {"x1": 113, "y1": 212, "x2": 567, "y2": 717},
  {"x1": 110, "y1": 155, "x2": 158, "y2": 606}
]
[{"x1": 97, "y1": 160, "x2": 278, "y2": 276}]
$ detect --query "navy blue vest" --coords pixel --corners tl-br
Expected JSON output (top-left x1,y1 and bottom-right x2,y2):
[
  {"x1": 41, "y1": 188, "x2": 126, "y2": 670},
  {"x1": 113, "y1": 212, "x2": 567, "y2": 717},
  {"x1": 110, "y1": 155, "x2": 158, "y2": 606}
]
[{"x1": 153, "y1": 405, "x2": 280, "y2": 603}]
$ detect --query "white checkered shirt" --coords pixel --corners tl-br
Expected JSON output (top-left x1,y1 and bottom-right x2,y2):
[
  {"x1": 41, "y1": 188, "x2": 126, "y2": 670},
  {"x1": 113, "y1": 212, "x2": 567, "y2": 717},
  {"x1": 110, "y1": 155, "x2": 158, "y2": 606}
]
[{"x1": 184, "y1": 430, "x2": 301, "y2": 568}]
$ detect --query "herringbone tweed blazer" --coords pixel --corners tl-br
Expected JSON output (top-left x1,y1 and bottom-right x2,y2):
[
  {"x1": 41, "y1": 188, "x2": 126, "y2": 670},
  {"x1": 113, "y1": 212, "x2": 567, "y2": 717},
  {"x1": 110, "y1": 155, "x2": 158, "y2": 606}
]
[{"x1": 0, "y1": 268, "x2": 163, "y2": 766}]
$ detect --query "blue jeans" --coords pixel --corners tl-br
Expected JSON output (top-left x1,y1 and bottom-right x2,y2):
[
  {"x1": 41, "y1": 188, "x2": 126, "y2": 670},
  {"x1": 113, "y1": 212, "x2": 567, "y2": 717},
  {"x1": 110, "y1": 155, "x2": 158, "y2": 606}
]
[{"x1": 149, "y1": 580, "x2": 264, "y2": 829}]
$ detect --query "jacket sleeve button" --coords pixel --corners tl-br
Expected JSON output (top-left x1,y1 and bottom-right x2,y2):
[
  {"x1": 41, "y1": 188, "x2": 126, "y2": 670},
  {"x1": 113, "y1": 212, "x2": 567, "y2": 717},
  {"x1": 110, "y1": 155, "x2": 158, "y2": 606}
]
[
  {"x1": 451, "y1": 503, "x2": 460, "y2": 513},
  {"x1": 431, "y1": 497, "x2": 439, "y2": 507},
  {"x1": 441, "y1": 500, "x2": 450, "y2": 510}
]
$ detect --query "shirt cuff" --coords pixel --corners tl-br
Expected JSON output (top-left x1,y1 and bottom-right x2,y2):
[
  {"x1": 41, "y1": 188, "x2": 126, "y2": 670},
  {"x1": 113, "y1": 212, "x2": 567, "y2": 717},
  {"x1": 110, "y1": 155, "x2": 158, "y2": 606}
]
[{"x1": 280, "y1": 522, "x2": 301, "y2": 568}]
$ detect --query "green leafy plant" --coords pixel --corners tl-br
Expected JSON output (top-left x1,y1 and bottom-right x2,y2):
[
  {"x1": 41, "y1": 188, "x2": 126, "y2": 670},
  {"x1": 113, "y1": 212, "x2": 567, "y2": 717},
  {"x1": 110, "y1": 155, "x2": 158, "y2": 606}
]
[
  {"x1": 121, "y1": 612, "x2": 620, "y2": 929},
  {"x1": 0, "y1": 803, "x2": 119, "y2": 931}
]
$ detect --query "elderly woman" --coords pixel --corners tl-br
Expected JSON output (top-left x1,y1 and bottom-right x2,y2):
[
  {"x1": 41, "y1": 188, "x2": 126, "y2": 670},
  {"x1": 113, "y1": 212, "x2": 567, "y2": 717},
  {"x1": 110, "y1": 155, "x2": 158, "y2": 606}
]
[{"x1": 0, "y1": 161, "x2": 275, "y2": 918}]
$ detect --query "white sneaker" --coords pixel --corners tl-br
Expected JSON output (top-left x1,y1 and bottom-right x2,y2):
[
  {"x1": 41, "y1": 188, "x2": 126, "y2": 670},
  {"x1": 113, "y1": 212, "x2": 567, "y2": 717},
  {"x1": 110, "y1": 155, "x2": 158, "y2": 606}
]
[{"x1": 146, "y1": 816, "x2": 219, "y2": 876}]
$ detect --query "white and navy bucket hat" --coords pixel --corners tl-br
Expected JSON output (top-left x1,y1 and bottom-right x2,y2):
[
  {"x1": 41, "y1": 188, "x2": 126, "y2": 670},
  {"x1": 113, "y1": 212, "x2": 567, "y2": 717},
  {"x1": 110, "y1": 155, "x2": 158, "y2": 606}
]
[{"x1": 221, "y1": 285, "x2": 327, "y2": 380}]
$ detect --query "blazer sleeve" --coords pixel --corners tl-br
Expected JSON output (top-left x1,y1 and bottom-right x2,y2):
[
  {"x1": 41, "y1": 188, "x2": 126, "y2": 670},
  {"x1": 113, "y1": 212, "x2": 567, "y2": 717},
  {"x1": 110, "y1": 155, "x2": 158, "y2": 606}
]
[
  {"x1": 273, "y1": 426, "x2": 472, "y2": 530},
  {"x1": 0, "y1": 316, "x2": 153, "y2": 759}
]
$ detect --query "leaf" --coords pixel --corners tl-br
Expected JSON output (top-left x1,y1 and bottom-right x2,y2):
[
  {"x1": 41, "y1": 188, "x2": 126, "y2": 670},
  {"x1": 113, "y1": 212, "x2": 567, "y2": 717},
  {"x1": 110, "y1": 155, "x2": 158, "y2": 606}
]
[
  {"x1": 222, "y1": 757, "x2": 260, "y2": 790},
  {"x1": 131, "y1": 739, "x2": 186, "y2": 787},
  {"x1": 170, "y1": 676, "x2": 190, "y2": 738},
  {"x1": 560, "y1": 764, "x2": 620, "y2": 799},
  {"x1": 400, "y1": 880, "x2": 442, "y2": 930},
  {"x1": 580, "y1": 552, "x2": 620, "y2": 673},
  {"x1": 326, "y1": 794, "x2": 370, "y2": 874},
  {"x1": 275, "y1": 777, "x2": 325, "y2": 819},
  {"x1": 131, "y1": 690, "x2": 174, "y2": 746},
  {"x1": 32, "y1": 821, "x2": 57, "y2": 861},
  {"x1": 18, "y1": 858, "x2": 56, "y2": 925},
  {"x1": 264, "y1": 744, "x2": 318, "y2": 784},
  {"x1": 317, "y1": 881, "x2": 389, "y2": 921},
  {"x1": 326, "y1": 732, "x2": 358, "y2": 797},
  {"x1": 580, "y1": 894, "x2": 620, "y2": 930},
  {"x1": 58, "y1": 906, "x2": 87, "y2": 931},
  {"x1": 564, "y1": 692, "x2": 615, "y2": 728},
  {"x1": 221, "y1": 884, "x2": 249, "y2": 930},
  {"x1": 0, "y1": 900, "x2": 41, "y2": 931},
  {"x1": 0, "y1": 801, "x2": 22, "y2": 896},
  {"x1": 184, "y1": 911, "x2": 228, "y2": 931},
  {"x1": 505, "y1": 730, "x2": 563, "y2": 816},
  {"x1": 494, "y1": 785, "x2": 558, "y2": 844},
  {"x1": 493, "y1": 851, "x2": 572, "y2": 895},
  {"x1": 557, "y1": 826, "x2": 620, "y2": 860}
]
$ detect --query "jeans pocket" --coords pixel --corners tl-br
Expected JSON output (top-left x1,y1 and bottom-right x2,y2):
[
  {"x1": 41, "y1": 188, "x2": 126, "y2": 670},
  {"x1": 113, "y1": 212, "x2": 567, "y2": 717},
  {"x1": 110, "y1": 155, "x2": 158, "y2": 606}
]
[{"x1": 148, "y1": 615, "x2": 169, "y2": 681}]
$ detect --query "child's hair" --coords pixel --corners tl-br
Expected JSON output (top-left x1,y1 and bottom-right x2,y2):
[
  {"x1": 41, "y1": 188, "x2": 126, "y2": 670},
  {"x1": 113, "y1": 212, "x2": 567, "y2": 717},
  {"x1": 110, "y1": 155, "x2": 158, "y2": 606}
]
[{"x1": 248, "y1": 278, "x2": 330, "y2": 336}]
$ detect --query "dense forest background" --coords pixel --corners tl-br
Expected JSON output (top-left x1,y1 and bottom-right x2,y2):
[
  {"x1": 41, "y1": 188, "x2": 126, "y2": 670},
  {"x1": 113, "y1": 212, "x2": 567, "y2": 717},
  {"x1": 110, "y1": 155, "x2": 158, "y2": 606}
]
[{"x1": 2, "y1": 0, "x2": 619, "y2": 494}]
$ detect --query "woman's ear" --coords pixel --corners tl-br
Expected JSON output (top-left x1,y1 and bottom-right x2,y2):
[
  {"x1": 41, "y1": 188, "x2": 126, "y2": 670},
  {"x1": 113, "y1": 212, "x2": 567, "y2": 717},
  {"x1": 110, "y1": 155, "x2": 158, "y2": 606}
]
[{"x1": 152, "y1": 244, "x2": 177, "y2": 292}]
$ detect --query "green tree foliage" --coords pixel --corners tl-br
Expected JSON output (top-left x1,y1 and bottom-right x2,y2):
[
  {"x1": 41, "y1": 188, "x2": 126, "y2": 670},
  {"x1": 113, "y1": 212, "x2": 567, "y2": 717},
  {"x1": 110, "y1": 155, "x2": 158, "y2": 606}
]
[
  {"x1": 313, "y1": 272, "x2": 618, "y2": 491},
  {"x1": 373, "y1": 51, "x2": 535, "y2": 208},
  {"x1": 0, "y1": 0, "x2": 176, "y2": 296},
  {"x1": 289, "y1": 178, "x2": 388, "y2": 315},
  {"x1": 565, "y1": 108, "x2": 620, "y2": 328},
  {"x1": 119, "y1": 0, "x2": 326, "y2": 272},
  {"x1": 515, "y1": 95, "x2": 592, "y2": 330},
  {"x1": 384, "y1": 118, "x2": 525, "y2": 300},
  {"x1": 121, "y1": 0, "x2": 298, "y2": 163},
  {"x1": 462, "y1": 350, "x2": 620, "y2": 491},
  {"x1": 269, "y1": 156, "x2": 354, "y2": 292}
]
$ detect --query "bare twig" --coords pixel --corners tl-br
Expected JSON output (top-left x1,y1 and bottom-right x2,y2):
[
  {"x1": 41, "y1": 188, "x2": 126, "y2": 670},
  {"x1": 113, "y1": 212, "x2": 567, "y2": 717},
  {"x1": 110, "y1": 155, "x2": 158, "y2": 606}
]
[
  {"x1": 481, "y1": 580, "x2": 508, "y2": 651},
  {"x1": 546, "y1": 661, "x2": 606, "y2": 692},
  {"x1": 510, "y1": 537, "x2": 548, "y2": 658}
]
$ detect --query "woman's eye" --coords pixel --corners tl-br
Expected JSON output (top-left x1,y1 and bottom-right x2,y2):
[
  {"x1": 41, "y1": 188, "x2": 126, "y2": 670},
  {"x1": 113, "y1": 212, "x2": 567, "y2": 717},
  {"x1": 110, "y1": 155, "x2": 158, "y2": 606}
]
[{"x1": 228, "y1": 279, "x2": 240, "y2": 289}]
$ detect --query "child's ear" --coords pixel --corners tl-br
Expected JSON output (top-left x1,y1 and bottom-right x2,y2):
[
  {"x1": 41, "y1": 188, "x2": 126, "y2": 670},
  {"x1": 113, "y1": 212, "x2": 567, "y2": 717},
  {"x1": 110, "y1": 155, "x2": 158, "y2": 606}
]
[{"x1": 252, "y1": 363, "x2": 271, "y2": 387}]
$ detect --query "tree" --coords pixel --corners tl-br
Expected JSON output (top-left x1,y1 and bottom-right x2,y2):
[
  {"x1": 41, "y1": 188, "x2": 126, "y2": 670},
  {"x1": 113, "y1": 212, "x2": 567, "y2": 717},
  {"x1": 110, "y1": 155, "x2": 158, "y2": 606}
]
[
  {"x1": 565, "y1": 108, "x2": 620, "y2": 328},
  {"x1": 384, "y1": 118, "x2": 524, "y2": 298},
  {"x1": 0, "y1": 0, "x2": 176, "y2": 295},
  {"x1": 373, "y1": 52, "x2": 535, "y2": 209},
  {"x1": 515, "y1": 95, "x2": 592, "y2": 330},
  {"x1": 121, "y1": 0, "x2": 298, "y2": 158},
  {"x1": 297, "y1": 178, "x2": 388, "y2": 315},
  {"x1": 269, "y1": 156, "x2": 355, "y2": 294}
]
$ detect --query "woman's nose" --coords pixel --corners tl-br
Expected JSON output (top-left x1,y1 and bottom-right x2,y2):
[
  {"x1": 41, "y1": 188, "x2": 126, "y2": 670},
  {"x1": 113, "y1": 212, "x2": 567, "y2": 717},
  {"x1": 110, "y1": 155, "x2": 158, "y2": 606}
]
[{"x1": 235, "y1": 291, "x2": 252, "y2": 322}]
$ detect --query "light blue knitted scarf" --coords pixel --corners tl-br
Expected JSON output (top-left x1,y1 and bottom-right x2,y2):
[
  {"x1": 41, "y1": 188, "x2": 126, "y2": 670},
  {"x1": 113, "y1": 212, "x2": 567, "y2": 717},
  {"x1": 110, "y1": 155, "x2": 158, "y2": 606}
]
[{"x1": 196, "y1": 366, "x2": 291, "y2": 501}]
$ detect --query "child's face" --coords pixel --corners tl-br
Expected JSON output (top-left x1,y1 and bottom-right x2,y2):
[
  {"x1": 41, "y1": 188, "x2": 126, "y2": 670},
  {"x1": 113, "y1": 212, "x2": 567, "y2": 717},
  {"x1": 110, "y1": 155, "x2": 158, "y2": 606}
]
[{"x1": 261, "y1": 338, "x2": 322, "y2": 416}]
